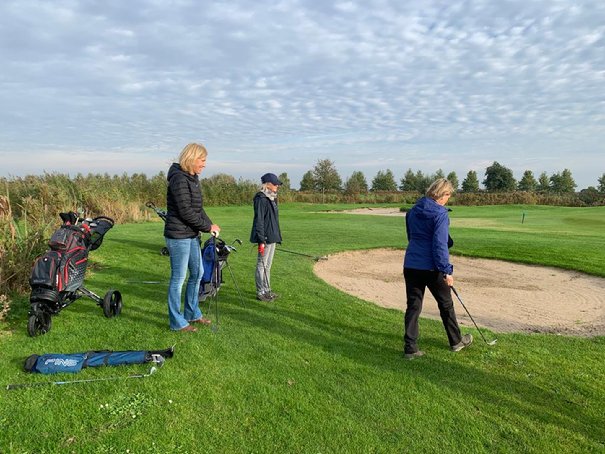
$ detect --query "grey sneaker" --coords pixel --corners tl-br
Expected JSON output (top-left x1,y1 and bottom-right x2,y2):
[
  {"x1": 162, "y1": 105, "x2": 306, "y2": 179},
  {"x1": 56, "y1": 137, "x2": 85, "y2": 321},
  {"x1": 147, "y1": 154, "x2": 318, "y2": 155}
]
[
  {"x1": 256, "y1": 293, "x2": 274, "y2": 302},
  {"x1": 451, "y1": 334, "x2": 473, "y2": 352},
  {"x1": 268, "y1": 291, "x2": 279, "y2": 300},
  {"x1": 404, "y1": 351, "x2": 425, "y2": 360}
]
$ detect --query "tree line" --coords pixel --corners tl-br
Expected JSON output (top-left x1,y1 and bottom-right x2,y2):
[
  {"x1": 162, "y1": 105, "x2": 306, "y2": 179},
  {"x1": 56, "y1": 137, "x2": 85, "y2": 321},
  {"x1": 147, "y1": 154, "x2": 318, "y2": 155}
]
[
  {"x1": 299, "y1": 159, "x2": 605, "y2": 196},
  {"x1": 1, "y1": 161, "x2": 604, "y2": 224}
]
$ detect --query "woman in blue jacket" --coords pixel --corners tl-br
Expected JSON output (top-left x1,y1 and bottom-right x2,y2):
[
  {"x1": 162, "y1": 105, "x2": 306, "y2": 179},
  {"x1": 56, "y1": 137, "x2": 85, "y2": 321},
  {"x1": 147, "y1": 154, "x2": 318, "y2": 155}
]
[
  {"x1": 403, "y1": 178, "x2": 472, "y2": 359},
  {"x1": 164, "y1": 143, "x2": 220, "y2": 332}
]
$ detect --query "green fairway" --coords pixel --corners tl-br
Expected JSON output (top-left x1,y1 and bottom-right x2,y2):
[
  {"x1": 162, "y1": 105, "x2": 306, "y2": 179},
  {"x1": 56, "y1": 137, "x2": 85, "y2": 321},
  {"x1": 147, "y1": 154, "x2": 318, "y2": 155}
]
[{"x1": 1, "y1": 204, "x2": 604, "y2": 453}]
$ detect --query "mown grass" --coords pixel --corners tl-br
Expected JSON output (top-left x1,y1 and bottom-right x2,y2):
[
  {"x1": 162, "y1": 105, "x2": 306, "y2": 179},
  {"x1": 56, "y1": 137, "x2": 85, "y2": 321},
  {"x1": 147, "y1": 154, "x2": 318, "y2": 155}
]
[{"x1": 1, "y1": 204, "x2": 604, "y2": 453}]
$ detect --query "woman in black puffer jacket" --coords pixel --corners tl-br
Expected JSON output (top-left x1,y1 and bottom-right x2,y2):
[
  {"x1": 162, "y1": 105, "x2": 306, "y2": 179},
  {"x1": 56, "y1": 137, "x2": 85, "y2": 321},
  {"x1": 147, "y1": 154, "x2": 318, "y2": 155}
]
[{"x1": 164, "y1": 143, "x2": 220, "y2": 332}]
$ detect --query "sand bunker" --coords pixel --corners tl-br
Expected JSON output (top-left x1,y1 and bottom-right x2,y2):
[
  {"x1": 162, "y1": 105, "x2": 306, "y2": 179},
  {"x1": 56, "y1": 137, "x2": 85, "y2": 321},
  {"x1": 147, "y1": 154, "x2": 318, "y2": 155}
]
[{"x1": 314, "y1": 249, "x2": 605, "y2": 336}]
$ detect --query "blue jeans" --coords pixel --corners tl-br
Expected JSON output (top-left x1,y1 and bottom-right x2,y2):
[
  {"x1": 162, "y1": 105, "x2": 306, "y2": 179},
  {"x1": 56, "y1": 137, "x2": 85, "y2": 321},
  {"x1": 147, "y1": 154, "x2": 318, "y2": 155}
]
[{"x1": 165, "y1": 237, "x2": 204, "y2": 330}]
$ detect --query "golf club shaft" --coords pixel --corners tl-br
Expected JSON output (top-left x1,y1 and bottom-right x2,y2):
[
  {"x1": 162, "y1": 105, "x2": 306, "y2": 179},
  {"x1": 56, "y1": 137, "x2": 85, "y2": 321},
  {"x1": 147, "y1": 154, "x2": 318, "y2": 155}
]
[
  {"x1": 276, "y1": 248, "x2": 325, "y2": 261},
  {"x1": 6, "y1": 367, "x2": 157, "y2": 390},
  {"x1": 451, "y1": 287, "x2": 496, "y2": 346}
]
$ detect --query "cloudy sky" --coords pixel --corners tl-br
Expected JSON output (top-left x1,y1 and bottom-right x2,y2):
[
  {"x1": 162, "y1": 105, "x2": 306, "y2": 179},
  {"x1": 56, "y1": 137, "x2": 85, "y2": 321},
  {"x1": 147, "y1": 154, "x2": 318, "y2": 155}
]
[{"x1": 1, "y1": 0, "x2": 604, "y2": 189}]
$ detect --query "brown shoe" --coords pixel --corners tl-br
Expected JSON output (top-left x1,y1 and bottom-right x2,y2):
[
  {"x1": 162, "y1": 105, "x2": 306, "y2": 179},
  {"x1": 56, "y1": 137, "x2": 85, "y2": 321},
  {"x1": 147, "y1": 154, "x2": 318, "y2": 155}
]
[
  {"x1": 191, "y1": 317, "x2": 212, "y2": 326},
  {"x1": 179, "y1": 325, "x2": 198, "y2": 332}
]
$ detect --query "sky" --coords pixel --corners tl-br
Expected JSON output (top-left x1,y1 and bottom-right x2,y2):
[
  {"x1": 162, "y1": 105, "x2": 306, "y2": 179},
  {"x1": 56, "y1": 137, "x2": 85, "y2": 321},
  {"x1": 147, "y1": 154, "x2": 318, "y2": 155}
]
[{"x1": 1, "y1": 0, "x2": 604, "y2": 189}]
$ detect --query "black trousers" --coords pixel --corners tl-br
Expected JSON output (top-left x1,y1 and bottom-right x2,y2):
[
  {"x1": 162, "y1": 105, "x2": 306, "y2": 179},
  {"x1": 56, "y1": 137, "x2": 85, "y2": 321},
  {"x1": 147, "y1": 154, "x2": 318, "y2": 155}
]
[{"x1": 403, "y1": 268, "x2": 462, "y2": 353}]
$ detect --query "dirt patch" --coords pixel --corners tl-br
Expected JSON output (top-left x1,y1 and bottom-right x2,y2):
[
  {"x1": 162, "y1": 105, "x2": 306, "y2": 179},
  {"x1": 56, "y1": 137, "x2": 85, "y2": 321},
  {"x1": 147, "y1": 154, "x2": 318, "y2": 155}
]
[{"x1": 314, "y1": 249, "x2": 605, "y2": 336}]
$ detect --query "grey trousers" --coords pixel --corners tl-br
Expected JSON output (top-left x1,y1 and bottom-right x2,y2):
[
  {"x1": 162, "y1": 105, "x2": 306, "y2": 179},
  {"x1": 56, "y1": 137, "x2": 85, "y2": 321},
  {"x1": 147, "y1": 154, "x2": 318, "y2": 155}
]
[{"x1": 255, "y1": 242, "x2": 276, "y2": 295}]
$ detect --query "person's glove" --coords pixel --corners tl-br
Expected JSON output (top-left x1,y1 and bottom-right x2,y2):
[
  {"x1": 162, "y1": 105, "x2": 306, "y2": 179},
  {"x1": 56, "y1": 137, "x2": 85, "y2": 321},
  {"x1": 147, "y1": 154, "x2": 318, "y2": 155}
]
[{"x1": 258, "y1": 243, "x2": 265, "y2": 256}]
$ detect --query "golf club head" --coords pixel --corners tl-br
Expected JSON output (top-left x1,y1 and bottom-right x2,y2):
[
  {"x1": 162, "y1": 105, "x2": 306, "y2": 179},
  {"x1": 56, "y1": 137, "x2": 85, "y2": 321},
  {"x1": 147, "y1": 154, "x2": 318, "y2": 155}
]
[
  {"x1": 487, "y1": 339, "x2": 497, "y2": 346},
  {"x1": 151, "y1": 354, "x2": 166, "y2": 367},
  {"x1": 315, "y1": 256, "x2": 328, "y2": 261},
  {"x1": 149, "y1": 366, "x2": 157, "y2": 375}
]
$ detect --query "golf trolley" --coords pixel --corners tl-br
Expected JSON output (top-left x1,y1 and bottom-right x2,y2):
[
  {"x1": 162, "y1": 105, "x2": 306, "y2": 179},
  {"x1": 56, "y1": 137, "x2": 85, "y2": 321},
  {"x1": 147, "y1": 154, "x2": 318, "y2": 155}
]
[
  {"x1": 201, "y1": 235, "x2": 245, "y2": 330},
  {"x1": 27, "y1": 212, "x2": 122, "y2": 337}
]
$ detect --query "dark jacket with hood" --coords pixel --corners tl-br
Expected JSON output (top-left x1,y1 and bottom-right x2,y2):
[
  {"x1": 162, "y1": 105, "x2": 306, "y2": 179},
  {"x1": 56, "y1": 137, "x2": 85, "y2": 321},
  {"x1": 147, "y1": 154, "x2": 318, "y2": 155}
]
[
  {"x1": 404, "y1": 196, "x2": 453, "y2": 275},
  {"x1": 164, "y1": 163, "x2": 213, "y2": 239},
  {"x1": 250, "y1": 191, "x2": 282, "y2": 244}
]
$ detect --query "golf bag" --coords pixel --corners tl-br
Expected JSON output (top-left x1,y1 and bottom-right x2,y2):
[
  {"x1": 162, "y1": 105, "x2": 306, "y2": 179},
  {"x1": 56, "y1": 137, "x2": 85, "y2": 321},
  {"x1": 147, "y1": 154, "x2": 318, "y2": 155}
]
[
  {"x1": 23, "y1": 346, "x2": 174, "y2": 374},
  {"x1": 199, "y1": 236, "x2": 231, "y2": 301},
  {"x1": 27, "y1": 212, "x2": 122, "y2": 336}
]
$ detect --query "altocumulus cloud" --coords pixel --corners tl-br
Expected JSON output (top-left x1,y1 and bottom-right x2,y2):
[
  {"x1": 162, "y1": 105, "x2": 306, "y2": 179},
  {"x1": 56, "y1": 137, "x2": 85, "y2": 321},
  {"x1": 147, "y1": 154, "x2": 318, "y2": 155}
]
[{"x1": 0, "y1": 0, "x2": 604, "y2": 187}]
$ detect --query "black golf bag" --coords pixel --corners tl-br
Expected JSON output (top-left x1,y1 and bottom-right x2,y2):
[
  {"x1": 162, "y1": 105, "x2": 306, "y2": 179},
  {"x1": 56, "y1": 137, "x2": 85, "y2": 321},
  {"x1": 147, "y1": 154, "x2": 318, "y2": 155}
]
[
  {"x1": 199, "y1": 236, "x2": 232, "y2": 301},
  {"x1": 27, "y1": 212, "x2": 122, "y2": 337}
]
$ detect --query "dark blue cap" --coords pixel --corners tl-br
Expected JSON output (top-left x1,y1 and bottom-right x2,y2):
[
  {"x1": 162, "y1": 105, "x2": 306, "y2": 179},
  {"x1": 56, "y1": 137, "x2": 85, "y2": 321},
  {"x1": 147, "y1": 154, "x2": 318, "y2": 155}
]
[{"x1": 261, "y1": 173, "x2": 283, "y2": 185}]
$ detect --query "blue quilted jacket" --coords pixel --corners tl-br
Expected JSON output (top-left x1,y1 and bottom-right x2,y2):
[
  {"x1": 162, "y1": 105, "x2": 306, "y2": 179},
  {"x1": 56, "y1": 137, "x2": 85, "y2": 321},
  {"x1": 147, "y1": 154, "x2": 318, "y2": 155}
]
[{"x1": 404, "y1": 196, "x2": 453, "y2": 275}]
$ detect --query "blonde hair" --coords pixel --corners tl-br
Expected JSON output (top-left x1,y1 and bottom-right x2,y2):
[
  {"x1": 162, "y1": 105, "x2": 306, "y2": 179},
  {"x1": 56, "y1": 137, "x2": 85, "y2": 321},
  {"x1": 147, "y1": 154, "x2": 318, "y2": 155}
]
[
  {"x1": 178, "y1": 143, "x2": 207, "y2": 174},
  {"x1": 426, "y1": 178, "x2": 454, "y2": 200}
]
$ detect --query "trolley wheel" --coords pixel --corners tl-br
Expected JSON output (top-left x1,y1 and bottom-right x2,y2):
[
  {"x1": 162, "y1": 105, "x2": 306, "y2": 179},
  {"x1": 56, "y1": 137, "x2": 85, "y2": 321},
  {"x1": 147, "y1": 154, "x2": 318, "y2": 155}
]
[
  {"x1": 27, "y1": 311, "x2": 52, "y2": 337},
  {"x1": 102, "y1": 289, "x2": 122, "y2": 318},
  {"x1": 160, "y1": 247, "x2": 170, "y2": 256}
]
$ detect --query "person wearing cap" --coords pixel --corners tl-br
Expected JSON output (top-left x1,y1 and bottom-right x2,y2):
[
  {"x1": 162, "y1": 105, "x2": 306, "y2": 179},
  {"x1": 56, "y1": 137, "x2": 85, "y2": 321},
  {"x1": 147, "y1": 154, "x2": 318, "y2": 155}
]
[{"x1": 250, "y1": 172, "x2": 283, "y2": 302}]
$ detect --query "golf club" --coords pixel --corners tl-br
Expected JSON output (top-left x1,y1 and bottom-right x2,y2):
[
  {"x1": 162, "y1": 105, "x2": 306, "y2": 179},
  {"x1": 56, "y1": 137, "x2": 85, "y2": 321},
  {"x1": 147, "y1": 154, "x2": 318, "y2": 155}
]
[
  {"x1": 6, "y1": 365, "x2": 159, "y2": 390},
  {"x1": 275, "y1": 247, "x2": 328, "y2": 262},
  {"x1": 451, "y1": 286, "x2": 497, "y2": 346}
]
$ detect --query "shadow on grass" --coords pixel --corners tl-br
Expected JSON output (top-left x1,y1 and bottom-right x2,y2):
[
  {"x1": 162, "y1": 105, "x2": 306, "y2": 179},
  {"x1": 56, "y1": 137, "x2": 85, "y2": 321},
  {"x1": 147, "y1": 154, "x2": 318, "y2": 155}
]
[{"x1": 220, "y1": 296, "x2": 604, "y2": 447}]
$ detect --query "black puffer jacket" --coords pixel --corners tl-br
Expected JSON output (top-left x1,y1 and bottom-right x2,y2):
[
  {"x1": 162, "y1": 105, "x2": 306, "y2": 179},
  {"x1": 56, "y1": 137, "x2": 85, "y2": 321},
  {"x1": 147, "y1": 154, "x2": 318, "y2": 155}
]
[
  {"x1": 164, "y1": 163, "x2": 213, "y2": 239},
  {"x1": 250, "y1": 191, "x2": 282, "y2": 244}
]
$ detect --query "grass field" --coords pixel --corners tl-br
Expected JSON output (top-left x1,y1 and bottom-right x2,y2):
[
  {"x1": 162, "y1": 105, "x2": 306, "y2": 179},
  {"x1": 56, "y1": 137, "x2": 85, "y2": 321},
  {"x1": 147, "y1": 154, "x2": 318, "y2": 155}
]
[{"x1": 1, "y1": 204, "x2": 604, "y2": 453}]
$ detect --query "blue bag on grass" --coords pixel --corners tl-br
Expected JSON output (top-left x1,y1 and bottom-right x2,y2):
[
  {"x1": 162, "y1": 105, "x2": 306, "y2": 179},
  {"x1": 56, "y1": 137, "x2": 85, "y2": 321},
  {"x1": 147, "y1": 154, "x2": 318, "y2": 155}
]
[{"x1": 24, "y1": 347, "x2": 174, "y2": 374}]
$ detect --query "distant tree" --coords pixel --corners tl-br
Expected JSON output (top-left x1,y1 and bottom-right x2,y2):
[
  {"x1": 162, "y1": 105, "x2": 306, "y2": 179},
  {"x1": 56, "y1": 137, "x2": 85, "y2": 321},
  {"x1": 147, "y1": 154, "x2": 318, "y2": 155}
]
[
  {"x1": 312, "y1": 159, "x2": 342, "y2": 191},
  {"x1": 344, "y1": 171, "x2": 368, "y2": 194},
  {"x1": 461, "y1": 170, "x2": 480, "y2": 192},
  {"x1": 518, "y1": 170, "x2": 538, "y2": 192},
  {"x1": 414, "y1": 170, "x2": 432, "y2": 193},
  {"x1": 299, "y1": 171, "x2": 315, "y2": 191},
  {"x1": 399, "y1": 168, "x2": 417, "y2": 191},
  {"x1": 446, "y1": 172, "x2": 459, "y2": 191},
  {"x1": 371, "y1": 169, "x2": 397, "y2": 191},
  {"x1": 483, "y1": 161, "x2": 516, "y2": 192},
  {"x1": 537, "y1": 172, "x2": 550, "y2": 192},
  {"x1": 433, "y1": 169, "x2": 445, "y2": 180},
  {"x1": 202, "y1": 173, "x2": 237, "y2": 186},
  {"x1": 278, "y1": 172, "x2": 291, "y2": 191},
  {"x1": 598, "y1": 173, "x2": 605, "y2": 193},
  {"x1": 550, "y1": 169, "x2": 576, "y2": 193}
]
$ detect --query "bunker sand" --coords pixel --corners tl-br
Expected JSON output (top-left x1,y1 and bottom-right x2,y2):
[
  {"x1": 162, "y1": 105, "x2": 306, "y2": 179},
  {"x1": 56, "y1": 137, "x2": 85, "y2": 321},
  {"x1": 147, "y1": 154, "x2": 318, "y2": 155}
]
[{"x1": 314, "y1": 249, "x2": 605, "y2": 336}]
